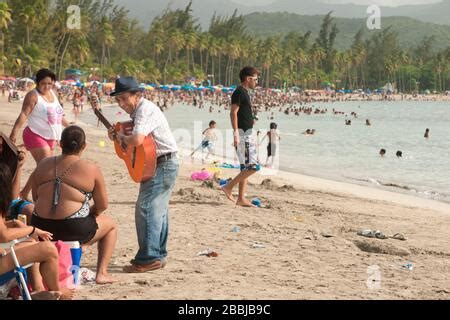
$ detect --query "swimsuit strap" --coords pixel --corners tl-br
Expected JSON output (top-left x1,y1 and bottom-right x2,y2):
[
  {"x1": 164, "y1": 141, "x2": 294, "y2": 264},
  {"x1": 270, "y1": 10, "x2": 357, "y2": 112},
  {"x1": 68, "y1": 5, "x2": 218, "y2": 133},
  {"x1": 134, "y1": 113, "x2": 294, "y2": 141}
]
[{"x1": 51, "y1": 157, "x2": 82, "y2": 214}]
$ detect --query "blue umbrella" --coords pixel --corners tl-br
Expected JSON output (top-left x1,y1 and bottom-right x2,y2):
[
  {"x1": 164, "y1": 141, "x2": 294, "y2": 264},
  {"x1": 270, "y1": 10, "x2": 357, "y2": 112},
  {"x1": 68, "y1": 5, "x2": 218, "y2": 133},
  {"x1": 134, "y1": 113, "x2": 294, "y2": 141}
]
[{"x1": 181, "y1": 84, "x2": 193, "y2": 91}]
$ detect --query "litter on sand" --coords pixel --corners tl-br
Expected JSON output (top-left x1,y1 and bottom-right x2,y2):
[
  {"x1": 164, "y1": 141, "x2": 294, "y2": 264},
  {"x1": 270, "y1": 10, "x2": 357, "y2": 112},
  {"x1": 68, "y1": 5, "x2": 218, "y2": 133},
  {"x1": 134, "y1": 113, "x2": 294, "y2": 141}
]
[
  {"x1": 197, "y1": 249, "x2": 219, "y2": 258},
  {"x1": 251, "y1": 241, "x2": 266, "y2": 249},
  {"x1": 357, "y1": 230, "x2": 407, "y2": 241},
  {"x1": 357, "y1": 229, "x2": 387, "y2": 239}
]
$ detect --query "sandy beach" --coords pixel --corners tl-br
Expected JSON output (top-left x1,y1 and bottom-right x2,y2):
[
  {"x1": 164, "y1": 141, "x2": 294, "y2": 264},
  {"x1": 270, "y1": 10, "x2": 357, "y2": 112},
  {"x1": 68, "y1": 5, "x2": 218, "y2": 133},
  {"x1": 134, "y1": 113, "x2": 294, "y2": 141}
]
[{"x1": 1, "y1": 97, "x2": 449, "y2": 300}]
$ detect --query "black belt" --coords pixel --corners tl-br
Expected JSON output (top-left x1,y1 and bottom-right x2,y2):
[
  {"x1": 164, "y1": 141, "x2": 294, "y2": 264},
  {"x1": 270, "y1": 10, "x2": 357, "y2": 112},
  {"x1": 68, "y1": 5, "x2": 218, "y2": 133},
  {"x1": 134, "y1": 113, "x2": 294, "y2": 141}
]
[{"x1": 157, "y1": 153, "x2": 176, "y2": 165}]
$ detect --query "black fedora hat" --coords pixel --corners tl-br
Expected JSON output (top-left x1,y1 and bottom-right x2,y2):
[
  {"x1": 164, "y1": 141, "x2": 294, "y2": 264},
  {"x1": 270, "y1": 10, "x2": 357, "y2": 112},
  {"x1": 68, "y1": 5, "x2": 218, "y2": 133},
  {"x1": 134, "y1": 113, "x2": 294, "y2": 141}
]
[{"x1": 110, "y1": 76, "x2": 144, "y2": 96}]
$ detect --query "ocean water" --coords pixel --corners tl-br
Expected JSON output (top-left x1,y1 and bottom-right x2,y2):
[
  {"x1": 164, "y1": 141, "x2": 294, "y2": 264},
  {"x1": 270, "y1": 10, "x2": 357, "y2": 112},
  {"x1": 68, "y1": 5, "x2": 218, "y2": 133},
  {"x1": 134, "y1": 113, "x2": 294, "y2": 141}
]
[{"x1": 80, "y1": 100, "x2": 450, "y2": 204}]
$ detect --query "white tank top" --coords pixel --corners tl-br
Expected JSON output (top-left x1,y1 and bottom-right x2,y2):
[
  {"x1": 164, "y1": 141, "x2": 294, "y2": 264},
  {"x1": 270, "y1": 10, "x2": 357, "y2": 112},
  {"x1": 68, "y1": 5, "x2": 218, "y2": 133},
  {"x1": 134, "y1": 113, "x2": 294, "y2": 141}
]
[{"x1": 27, "y1": 89, "x2": 64, "y2": 140}]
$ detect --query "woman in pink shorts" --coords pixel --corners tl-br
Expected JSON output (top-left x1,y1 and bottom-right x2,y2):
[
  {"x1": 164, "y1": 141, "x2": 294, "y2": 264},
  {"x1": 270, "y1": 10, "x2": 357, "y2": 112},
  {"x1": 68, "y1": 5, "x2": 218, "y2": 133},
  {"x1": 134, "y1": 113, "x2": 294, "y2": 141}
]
[
  {"x1": 22, "y1": 127, "x2": 57, "y2": 151},
  {"x1": 9, "y1": 69, "x2": 70, "y2": 198}
]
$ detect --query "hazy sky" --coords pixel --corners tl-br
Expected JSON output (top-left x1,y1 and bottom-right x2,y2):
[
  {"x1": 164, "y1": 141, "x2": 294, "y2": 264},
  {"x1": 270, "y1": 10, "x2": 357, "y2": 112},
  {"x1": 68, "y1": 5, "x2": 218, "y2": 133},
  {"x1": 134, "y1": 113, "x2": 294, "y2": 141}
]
[{"x1": 232, "y1": 0, "x2": 442, "y2": 6}]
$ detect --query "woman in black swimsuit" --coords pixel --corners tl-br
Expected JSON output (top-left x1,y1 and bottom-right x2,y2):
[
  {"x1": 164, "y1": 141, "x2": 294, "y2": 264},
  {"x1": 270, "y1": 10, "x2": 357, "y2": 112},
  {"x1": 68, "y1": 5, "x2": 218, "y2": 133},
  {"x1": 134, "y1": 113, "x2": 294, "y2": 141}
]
[{"x1": 30, "y1": 126, "x2": 118, "y2": 285}]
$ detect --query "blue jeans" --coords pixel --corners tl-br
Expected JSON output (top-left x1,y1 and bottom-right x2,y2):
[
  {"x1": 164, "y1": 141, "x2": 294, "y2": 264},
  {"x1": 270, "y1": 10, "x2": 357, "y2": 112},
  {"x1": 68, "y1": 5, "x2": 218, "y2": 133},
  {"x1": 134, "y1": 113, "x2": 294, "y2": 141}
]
[{"x1": 134, "y1": 157, "x2": 179, "y2": 265}]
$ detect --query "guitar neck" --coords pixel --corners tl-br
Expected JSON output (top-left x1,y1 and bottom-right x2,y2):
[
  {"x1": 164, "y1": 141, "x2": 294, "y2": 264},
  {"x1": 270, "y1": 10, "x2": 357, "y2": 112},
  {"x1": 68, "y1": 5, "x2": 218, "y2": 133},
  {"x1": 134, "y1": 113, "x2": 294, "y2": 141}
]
[{"x1": 93, "y1": 108, "x2": 113, "y2": 130}]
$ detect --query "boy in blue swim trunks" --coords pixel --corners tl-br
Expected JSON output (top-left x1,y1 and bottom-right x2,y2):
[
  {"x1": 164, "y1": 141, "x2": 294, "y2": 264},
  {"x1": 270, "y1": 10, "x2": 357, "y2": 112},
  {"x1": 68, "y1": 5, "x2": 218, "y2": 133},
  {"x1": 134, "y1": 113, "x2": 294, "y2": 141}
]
[{"x1": 190, "y1": 121, "x2": 217, "y2": 163}]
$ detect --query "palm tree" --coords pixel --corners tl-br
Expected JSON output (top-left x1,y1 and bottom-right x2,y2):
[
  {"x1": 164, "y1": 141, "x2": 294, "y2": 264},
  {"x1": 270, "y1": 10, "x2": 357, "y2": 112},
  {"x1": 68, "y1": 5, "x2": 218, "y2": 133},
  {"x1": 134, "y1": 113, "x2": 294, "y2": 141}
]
[
  {"x1": 18, "y1": 6, "x2": 36, "y2": 47},
  {"x1": 185, "y1": 31, "x2": 198, "y2": 74},
  {"x1": 98, "y1": 17, "x2": 116, "y2": 80},
  {"x1": 310, "y1": 45, "x2": 325, "y2": 89},
  {"x1": 208, "y1": 37, "x2": 220, "y2": 85},
  {"x1": 198, "y1": 32, "x2": 209, "y2": 74},
  {"x1": 0, "y1": 2, "x2": 12, "y2": 75},
  {"x1": 296, "y1": 48, "x2": 309, "y2": 87}
]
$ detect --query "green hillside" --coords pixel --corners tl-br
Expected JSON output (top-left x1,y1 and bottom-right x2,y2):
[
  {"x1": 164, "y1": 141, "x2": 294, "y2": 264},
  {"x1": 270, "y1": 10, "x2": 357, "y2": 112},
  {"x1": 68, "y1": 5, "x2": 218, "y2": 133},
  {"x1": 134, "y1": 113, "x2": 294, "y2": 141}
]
[{"x1": 244, "y1": 12, "x2": 450, "y2": 51}]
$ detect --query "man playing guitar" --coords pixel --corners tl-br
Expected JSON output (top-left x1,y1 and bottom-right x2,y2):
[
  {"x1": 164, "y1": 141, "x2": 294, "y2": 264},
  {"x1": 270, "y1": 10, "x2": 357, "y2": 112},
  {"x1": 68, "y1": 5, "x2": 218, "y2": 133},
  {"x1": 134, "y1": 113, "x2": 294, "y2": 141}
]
[{"x1": 93, "y1": 77, "x2": 179, "y2": 273}]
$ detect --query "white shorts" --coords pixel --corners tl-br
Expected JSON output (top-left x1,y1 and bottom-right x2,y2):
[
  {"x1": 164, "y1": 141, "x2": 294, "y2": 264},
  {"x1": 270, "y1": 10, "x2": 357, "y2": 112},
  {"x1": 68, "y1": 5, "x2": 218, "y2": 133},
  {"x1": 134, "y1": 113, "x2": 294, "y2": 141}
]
[{"x1": 236, "y1": 133, "x2": 261, "y2": 171}]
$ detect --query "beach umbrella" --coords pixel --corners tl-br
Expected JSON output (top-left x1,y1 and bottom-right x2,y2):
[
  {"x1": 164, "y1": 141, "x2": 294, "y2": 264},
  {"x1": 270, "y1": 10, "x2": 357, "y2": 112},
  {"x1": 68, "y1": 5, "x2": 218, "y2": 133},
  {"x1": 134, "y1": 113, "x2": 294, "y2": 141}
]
[
  {"x1": 18, "y1": 77, "x2": 34, "y2": 83},
  {"x1": 181, "y1": 84, "x2": 192, "y2": 91},
  {"x1": 103, "y1": 83, "x2": 115, "y2": 89}
]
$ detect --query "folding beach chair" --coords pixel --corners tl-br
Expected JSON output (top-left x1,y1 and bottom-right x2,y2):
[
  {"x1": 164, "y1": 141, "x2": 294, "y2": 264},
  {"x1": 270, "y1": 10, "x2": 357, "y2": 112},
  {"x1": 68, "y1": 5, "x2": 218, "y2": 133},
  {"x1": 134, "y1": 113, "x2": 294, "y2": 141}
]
[{"x1": 0, "y1": 237, "x2": 33, "y2": 300}]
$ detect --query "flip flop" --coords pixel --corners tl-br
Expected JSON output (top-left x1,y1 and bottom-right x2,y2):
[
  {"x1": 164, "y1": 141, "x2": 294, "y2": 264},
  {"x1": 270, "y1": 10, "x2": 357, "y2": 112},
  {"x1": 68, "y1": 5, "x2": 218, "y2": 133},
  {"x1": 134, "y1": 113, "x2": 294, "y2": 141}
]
[
  {"x1": 357, "y1": 230, "x2": 376, "y2": 238},
  {"x1": 374, "y1": 231, "x2": 387, "y2": 239},
  {"x1": 391, "y1": 233, "x2": 407, "y2": 241}
]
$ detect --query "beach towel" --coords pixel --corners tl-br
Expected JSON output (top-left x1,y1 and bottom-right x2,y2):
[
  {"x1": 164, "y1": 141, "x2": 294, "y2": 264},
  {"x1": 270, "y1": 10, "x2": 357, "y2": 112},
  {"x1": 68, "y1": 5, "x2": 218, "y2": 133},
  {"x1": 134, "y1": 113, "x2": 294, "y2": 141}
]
[
  {"x1": 218, "y1": 163, "x2": 241, "y2": 169},
  {"x1": 191, "y1": 170, "x2": 213, "y2": 181},
  {"x1": 54, "y1": 241, "x2": 76, "y2": 289}
]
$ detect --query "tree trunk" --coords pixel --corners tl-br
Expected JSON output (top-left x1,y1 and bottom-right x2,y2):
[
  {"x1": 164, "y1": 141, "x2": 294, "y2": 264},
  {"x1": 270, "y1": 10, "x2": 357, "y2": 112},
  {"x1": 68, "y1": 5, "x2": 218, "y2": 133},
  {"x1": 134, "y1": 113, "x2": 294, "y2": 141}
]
[
  {"x1": 59, "y1": 33, "x2": 72, "y2": 80},
  {"x1": 186, "y1": 49, "x2": 189, "y2": 74},
  {"x1": 101, "y1": 42, "x2": 105, "y2": 81},
  {"x1": 211, "y1": 56, "x2": 215, "y2": 85},
  {"x1": 55, "y1": 32, "x2": 67, "y2": 73},
  {"x1": 218, "y1": 54, "x2": 221, "y2": 85},
  {"x1": 0, "y1": 32, "x2": 4, "y2": 75},
  {"x1": 26, "y1": 26, "x2": 30, "y2": 46}
]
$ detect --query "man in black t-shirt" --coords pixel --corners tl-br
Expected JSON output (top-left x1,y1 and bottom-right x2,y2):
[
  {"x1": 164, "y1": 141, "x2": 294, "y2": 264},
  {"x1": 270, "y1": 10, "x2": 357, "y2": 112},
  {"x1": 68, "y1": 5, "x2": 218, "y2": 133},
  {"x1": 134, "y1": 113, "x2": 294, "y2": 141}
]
[{"x1": 221, "y1": 67, "x2": 261, "y2": 207}]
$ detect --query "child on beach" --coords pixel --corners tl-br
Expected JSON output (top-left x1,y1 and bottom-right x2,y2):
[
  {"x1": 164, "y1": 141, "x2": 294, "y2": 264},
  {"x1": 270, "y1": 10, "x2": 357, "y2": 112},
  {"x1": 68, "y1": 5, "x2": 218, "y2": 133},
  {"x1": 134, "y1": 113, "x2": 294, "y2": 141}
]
[
  {"x1": 259, "y1": 122, "x2": 280, "y2": 168},
  {"x1": 190, "y1": 121, "x2": 217, "y2": 163}
]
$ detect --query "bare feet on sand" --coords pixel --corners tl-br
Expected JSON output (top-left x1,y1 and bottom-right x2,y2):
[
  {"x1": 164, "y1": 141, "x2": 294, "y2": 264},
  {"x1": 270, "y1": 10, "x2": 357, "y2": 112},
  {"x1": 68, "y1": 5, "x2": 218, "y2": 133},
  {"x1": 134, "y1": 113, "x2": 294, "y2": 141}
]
[
  {"x1": 60, "y1": 288, "x2": 76, "y2": 300},
  {"x1": 96, "y1": 273, "x2": 119, "y2": 285},
  {"x1": 221, "y1": 186, "x2": 235, "y2": 203},
  {"x1": 236, "y1": 199, "x2": 257, "y2": 208},
  {"x1": 31, "y1": 291, "x2": 62, "y2": 300}
]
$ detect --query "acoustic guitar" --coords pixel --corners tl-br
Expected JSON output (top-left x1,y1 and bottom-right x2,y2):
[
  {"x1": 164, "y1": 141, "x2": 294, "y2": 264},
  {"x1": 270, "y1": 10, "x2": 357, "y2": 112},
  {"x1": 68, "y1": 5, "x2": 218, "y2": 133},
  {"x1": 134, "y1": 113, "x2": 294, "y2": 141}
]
[{"x1": 89, "y1": 97, "x2": 157, "y2": 183}]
